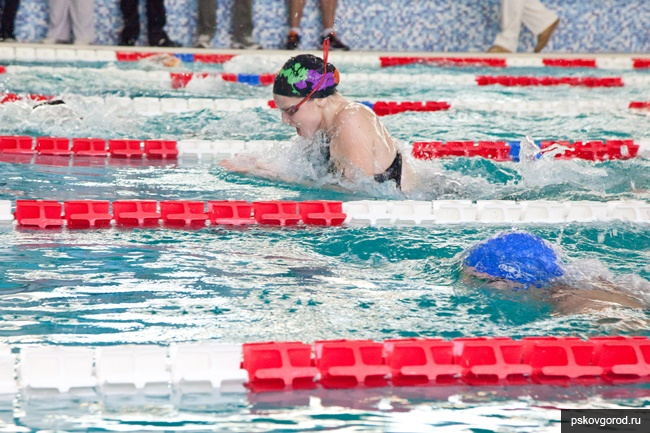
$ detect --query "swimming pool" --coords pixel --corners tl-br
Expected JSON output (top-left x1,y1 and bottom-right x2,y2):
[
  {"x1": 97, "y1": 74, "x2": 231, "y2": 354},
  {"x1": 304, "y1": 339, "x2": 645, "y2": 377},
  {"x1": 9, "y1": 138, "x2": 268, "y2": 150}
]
[{"x1": 0, "y1": 48, "x2": 649, "y2": 431}]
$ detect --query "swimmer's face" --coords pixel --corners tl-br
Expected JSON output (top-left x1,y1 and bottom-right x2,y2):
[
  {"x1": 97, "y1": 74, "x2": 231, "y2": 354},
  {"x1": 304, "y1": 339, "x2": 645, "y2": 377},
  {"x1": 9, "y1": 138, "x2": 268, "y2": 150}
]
[{"x1": 273, "y1": 94, "x2": 322, "y2": 139}]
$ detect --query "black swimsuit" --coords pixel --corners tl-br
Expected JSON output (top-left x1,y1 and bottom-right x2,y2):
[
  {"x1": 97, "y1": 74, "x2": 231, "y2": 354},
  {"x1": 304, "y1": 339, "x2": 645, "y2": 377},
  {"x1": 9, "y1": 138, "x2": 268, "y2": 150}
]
[
  {"x1": 324, "y1": 145, "x2": 402, "y2": 189},
  {"x1": 373, "y1": 151, "x2": 402, "y2": 189}
]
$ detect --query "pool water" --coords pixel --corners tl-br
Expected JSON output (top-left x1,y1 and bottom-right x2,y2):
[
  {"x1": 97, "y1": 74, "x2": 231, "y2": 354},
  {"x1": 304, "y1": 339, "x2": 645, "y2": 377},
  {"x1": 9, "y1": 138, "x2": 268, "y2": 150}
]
[{"x1": 0, "y1": 54, "x2": 649, "y2": 432}]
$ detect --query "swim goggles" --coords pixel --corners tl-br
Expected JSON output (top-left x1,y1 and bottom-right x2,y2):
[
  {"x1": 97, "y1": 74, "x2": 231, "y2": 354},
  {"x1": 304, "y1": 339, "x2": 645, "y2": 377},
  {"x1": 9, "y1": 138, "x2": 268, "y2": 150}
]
[{"x1": 281, "y1": 37, "x2": 331, "y2": 116}]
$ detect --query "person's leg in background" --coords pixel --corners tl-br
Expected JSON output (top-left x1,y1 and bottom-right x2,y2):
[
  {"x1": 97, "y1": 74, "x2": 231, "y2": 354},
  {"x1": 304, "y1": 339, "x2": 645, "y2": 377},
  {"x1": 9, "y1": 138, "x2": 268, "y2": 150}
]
[
  {"x1": 232, "y1": 0, "x2": 260, "y2": 49},
  {"x1": 521, "y1": 0, "x2": 559, "y2": 52},
  {"x1": 489, "y1": 0, "x2": 524, "y2": 53},
  {"x1": 69, "y1": 0, "x2": 95, "y2": 45},
  {"x1": 318, "y1": 0, "x2": 348, "y2": 50},
  {"x1": 489, "y1": 0, "x2": 558, "y2": 53},
  {"x1": 0, "y1": 0, "x2": 20, "y2": 41},
  {"x1": 119, "y1": 0, "x2": 140, "y2": 45},
  {"x1": 145, "y1": 0, "x2": 179, "y2": 47},
  {"x1": 44, "y1": 0, "x2": 72, "y2": 44},
  {"x1": 194, "y1": 0, "x2": 216, "y2": 48},
  {"x1": 285, "y1": 0, "x2": 304, "y2": 49}
]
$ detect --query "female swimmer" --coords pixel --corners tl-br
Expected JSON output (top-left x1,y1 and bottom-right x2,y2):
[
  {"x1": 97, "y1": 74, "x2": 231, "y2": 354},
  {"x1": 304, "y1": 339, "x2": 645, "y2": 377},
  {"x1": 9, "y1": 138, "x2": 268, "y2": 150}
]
[
  {"x1": 221, "y1": 40, "x2": 414, "y2": 192},
  {"x1": 462, "y1": 231, "x2": 646, "y2": 315}
]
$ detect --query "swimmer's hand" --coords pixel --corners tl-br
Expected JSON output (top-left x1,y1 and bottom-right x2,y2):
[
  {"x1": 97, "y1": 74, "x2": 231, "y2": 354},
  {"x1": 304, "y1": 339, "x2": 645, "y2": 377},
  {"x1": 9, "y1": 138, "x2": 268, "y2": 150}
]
[
  {"x1": 220, "y1": 156, "x2": 255, "y2": 173},
  {"x1": 220, "y1": 155, "x2": 282, "y2": 179}
]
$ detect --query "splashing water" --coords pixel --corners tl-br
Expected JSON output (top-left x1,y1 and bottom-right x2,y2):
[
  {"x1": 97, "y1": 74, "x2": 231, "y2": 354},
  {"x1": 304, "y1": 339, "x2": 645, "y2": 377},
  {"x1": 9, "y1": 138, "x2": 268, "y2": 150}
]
[{"x1": 222, "y1": 54, "x2": 285, "y2": 74}]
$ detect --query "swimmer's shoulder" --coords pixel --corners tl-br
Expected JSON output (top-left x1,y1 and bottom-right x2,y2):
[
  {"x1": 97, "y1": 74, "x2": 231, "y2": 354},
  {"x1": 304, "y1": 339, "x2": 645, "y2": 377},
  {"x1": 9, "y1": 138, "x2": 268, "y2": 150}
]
[{"x1": 333, "y1": 101, "x2": 377, "y2": 129}]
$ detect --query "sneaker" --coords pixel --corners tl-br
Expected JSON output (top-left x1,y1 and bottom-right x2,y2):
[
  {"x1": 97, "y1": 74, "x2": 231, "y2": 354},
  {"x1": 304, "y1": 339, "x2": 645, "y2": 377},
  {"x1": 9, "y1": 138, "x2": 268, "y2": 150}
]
[
  {"x1": 285, "y1": 31, "x2": 300, "y2": 50},
  {"x1": 152, "y1": 36, "x2": 180, "y2": 47},
  {"x1": 119, "y1": 37, "x2": 137, "y2": 46},
  {"x1": 41, "y1": 37, "x2": 70, "y2": 44},
  {"x1": 194, "y1": 34, "x2": 212, "y2": 49},
  {"x1": 231, "y1": 36, "x2": 262, "y2": 50},
  {"x1": 321, "y1": 32, "x2": 349, "y2": 51},
  {"x1": 0, "y1": 37, "x2": 16, "y2": 43}
]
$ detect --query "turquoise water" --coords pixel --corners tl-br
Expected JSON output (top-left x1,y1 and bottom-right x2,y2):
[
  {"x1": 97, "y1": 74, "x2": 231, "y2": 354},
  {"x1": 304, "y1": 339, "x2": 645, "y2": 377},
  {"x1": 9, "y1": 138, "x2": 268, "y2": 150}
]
[{"x1": 0, "y1": 56, "x2": 649, "y2": 431}]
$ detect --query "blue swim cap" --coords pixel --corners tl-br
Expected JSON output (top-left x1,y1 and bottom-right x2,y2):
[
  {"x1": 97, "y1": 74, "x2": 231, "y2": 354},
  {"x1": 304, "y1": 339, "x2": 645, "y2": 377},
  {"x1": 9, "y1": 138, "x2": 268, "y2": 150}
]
[{"x1": 463, "y1": 232, "x2": 564, "y2": 287}]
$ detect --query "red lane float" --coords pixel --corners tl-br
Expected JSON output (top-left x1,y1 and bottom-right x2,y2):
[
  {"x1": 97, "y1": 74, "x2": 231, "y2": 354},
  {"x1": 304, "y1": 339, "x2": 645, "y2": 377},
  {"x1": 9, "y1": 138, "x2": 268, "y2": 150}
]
[
  {"x1": 170, "y1": 72, "x2": 276, "y2": 88},
  {"x1": 267, "y1": 99, "x2": 451, "y2": 116},
  {"x1": 241, "y1": 336, "x2": 650, "y2": 392},
  {"x1": 208, "y1": 200, "x2": 256, "y2": 225},
  {"x1": 372, "y1": 101, "x2": 450, "y2": 116},
  {"x1": 143, "y1": 140, "x2": 178, "y2": 159},
  {"x1": 542, "y1": 58, "x2": 597, "y2": 68},
  {"x1": 539, "y1": 140, "x2": 639, "y2": 160},
  {"x1": 630, "y1": 101, "x2": 650, "y2": 110},
  {"x1": 476, "y1": 76, "x2": 624, "y2": 87},
  {"x1": 253, "y1": 201, "x2": 303, "y2": 226},
  {"x1": 14, "y1": 200, "x2": 64, "y2": 229},
  {"x1": 412, "y1": 139, "x2": 640, "y2": 161},
  {"x1": 379, "y1": 56, "x2": 639, "y2": 69},
  {"x1": 379, "y1": 56, "x2": 507, "y2": 68},
  {"x1": 36, "y1": 137, "x2": 72, "y2": 156},
  {"x1": 633, "y1": 58, "x2": 650, "y2": 69},
  {"x1": 0, "y1": 93, "x2": 52, "y2": 103},
  {"x1": 13, "y1": 200, "x2": 346, "y2": 229},
  {"x1": 299, "y1": 201, "x2": 346, "y2": 226},
  {"x1": 0, "y1": 136, "x2": 35, "y2": 154},
  {"x1": 64, "y1": 200, "x2": 112, "y2": 228},
  {"x1": 71, "y1": 138, "x2": 109, "y2": 156},
  {"x1": 116, "y1": 51, "x2": 235, "y2": 64},
  {"x1": 112, "y1": 200, "x2": 161, "y2": 227},
  {"x1": 0, "y1": 136, "x2": 179, "y2": 160},
  {"x1": 242, "y1": 342, "x2": 320, "y2": 392},
  {"x1": 385, "y1": 339, "x2": 461, "y2": 386},
  {"x1": 160, "y1": 200, "x2": 209, "y2": 227},
  {"x1": 170, "y1": 72, "x2": 207, "y2": 89}
]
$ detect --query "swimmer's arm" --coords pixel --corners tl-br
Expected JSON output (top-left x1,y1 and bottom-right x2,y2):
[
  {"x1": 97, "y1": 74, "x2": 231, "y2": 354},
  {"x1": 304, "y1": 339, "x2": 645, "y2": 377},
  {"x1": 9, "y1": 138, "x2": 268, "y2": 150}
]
[
  {"x1": 220, "y1": 156, "x2": 298, "y2": 183},
  {"x1": 220, "y1": 156, "x2": 351, "y2": 192}
]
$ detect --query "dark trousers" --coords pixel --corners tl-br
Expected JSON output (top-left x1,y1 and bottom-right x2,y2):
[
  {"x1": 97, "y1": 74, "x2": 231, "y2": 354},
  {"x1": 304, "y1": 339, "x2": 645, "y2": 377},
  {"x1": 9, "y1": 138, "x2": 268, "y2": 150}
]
[
  {"x1": 196, "y1": 0, "x2": 253, "y2": 43},
  {"x1": 120, "y1": 0, "x2": 168, "y2": 45},
  {"x1": 0, "y1": 0, "x2": 20, "y2": 40}
]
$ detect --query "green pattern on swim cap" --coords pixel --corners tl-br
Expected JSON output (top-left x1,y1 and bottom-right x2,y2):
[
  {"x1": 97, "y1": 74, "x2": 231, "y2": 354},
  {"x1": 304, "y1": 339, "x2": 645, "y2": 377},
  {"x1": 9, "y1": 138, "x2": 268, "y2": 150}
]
[{"x1": 278, "y1": 62, "x2": 308, "y2": 95}]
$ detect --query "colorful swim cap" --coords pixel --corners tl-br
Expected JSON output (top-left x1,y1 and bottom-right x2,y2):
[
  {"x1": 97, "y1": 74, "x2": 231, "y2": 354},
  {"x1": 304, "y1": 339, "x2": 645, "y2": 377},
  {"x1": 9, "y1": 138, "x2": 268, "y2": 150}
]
[
  {"x1": 463, "y1": 232, "x2": 564, "y2": 287},
  {"x1": 273, "y1": 54, "x2": 340, "y2": 98}
]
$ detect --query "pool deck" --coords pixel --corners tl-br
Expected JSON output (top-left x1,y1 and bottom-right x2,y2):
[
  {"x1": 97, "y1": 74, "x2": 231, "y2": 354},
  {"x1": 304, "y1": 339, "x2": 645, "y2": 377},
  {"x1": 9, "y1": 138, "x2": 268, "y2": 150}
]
[{"x1": 2, "y1": 42, "x2": 650, "y2": 60}]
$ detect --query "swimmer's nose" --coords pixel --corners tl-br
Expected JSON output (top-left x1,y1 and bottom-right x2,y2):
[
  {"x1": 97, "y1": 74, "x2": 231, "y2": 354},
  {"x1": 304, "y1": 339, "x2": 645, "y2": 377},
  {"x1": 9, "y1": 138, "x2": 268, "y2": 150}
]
[{"x1": 281, "y1": 112, "x2": 291, "y2": 125}]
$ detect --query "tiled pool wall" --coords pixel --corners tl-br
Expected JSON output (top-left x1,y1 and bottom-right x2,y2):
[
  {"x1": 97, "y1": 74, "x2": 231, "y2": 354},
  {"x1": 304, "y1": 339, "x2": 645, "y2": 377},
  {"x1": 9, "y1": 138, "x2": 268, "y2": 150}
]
[{"x1": 12, "y1": 0, "x2": 650, "y2": 52}]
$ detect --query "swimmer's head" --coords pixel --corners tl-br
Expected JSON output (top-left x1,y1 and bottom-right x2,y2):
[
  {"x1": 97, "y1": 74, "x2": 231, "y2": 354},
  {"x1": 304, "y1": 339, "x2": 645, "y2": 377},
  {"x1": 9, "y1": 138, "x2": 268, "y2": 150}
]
[
  {"x1": 463, "y1": 232, "x2": 564, "y2": 289},
  {"x1": 273, "y1": 54, "x2": 340, "y2": 138},
  {"x1": 273, "y1": 54, "x2": 339, "y2": 99}
]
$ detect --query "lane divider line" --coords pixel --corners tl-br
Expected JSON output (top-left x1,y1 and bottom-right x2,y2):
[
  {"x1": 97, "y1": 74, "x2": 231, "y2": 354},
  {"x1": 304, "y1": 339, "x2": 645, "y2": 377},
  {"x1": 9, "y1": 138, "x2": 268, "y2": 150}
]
[
  {"x1": 1, "y1": 199, "x2": 648, "y2": 228},
  {"x1": 0, "y1": 336, "x2": 648, "y2": 395}
]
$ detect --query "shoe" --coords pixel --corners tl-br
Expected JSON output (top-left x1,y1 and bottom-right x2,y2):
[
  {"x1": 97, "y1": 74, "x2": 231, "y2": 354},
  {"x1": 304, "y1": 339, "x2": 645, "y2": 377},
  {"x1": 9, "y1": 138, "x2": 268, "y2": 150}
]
[
  {"x1": 321, "y1": 32, "x2": 349, "y2": 51},
  {"x1": 119, "y1": 37, "x2": 136, "y2": 46},
  {"x1": 194, "y1": 34, "x2": 212, "y2": 49},
  {"x1": 231, "y1": 36, "x2": 262, "y2": 50},
  {"x1": 0, "y1": 37, "x2": 16, "y2": 43},
  {"x1": 535, "y1": 18, "x2": 559, "y2": 53},
  {"x1": 487, "y1": 45, "x2": 511, "y2": 53},
  {"x1": 285, "y1": 31, "x2": 300, "y2": 50},
  {"x1": 41, "y1": 38, "x2": 71, "y2": 44},
  {"x1": 152, "y1": 36, "x2": 181, "y2": 47}
]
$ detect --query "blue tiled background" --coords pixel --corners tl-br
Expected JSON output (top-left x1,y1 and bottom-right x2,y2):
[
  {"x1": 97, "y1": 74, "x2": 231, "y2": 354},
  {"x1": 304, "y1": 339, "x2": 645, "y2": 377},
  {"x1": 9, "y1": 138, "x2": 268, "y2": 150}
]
[{"x1": 13, "y1": 0, "x2": 650, "y2": 53}]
